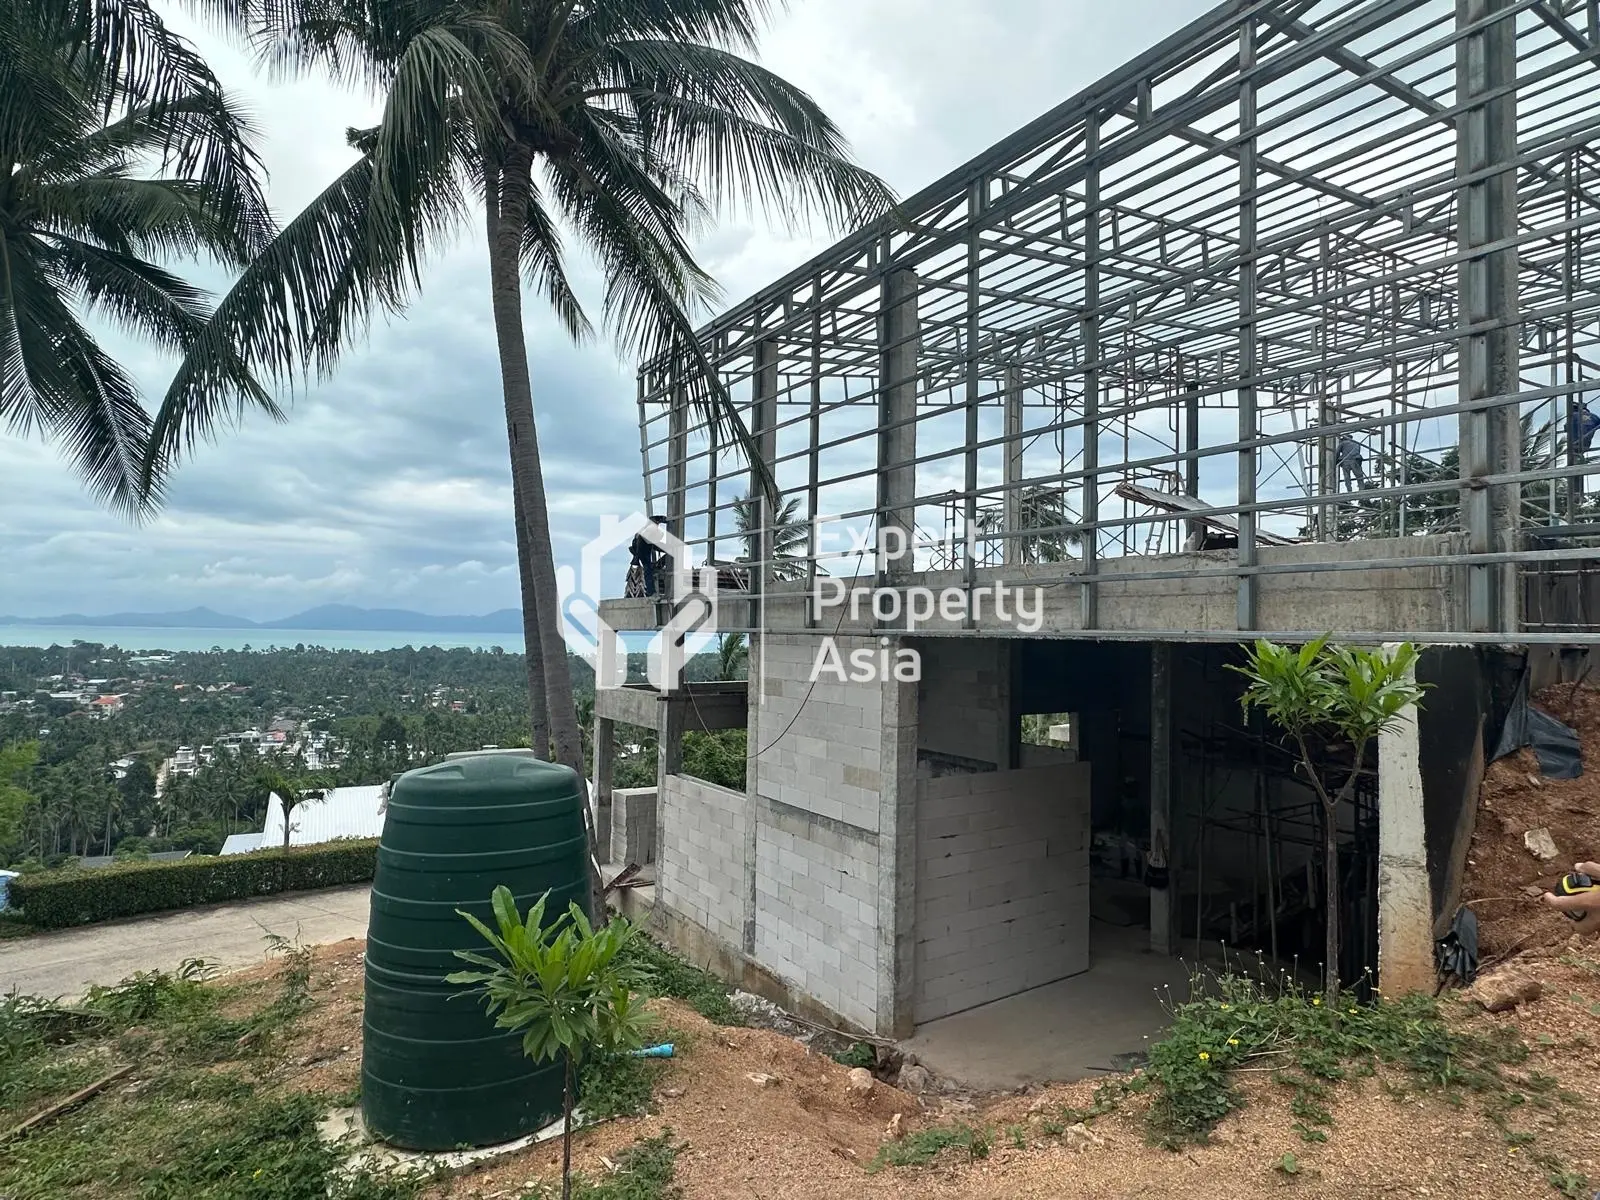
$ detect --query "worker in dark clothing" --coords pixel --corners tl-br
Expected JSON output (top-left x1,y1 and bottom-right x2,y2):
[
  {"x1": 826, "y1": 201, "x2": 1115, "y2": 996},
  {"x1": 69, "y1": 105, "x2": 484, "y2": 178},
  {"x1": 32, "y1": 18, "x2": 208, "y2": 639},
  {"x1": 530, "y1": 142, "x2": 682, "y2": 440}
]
[
  {"x1": 1335, "y1": 434, "x2": 1368, "y2": 492},
  {"x1": 629, "y1": 516, "x2": 669, "y2": 597},
  {"x1": 1570, "y1": 405, "x2": 1600, "y2": 455}
]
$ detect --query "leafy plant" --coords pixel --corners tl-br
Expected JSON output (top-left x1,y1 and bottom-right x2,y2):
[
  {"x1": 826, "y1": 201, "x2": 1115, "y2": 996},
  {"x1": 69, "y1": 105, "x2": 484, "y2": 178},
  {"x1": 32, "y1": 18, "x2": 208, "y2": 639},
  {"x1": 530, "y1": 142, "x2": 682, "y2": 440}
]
[
  {"x1": 1140, "y1": 965, "x2": 1545, "y2": 1148},
  {"x1": 448, "y1": 887, "x2": 654, "y2": 1200},
  {"x1": 617, "y1": 936, "x2": 743, "y2": 1027},
  {"x1": 831, "y1": 1041, "x2": 876, "y2": 1070},
  {"x1": 1232, "y1": 639, "x2": 1426, "y2": 998}
]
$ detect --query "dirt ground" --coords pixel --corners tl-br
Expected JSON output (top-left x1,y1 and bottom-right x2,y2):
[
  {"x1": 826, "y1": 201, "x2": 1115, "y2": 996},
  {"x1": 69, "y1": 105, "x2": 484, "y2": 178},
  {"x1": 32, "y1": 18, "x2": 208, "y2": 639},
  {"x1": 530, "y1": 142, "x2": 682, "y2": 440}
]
[
  {"x1": 242, "y1": 939, "x2": 1600, "y2": 1200},
  {"x1": 1462, "y1": 683, "x2": 1600, "y2": 959},
  {"x1": 205, "y1": 700, "x2": 1600, "y2": 1199}
]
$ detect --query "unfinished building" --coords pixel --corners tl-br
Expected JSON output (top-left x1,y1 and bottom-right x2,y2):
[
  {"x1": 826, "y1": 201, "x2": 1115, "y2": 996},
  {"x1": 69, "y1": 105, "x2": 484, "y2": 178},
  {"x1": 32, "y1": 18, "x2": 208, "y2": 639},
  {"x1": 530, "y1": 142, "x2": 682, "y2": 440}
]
[{"x1": 592, "y1": 0, "x2": 1600, "y2": 1081}]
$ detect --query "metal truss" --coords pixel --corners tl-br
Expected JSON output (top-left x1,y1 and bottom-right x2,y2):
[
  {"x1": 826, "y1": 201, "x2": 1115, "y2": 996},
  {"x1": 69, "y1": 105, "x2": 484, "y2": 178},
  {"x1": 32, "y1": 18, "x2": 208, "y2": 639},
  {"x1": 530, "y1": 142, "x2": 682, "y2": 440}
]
[{"x1": 634, "y1": 0, "x2": 1600, "y2": 640}]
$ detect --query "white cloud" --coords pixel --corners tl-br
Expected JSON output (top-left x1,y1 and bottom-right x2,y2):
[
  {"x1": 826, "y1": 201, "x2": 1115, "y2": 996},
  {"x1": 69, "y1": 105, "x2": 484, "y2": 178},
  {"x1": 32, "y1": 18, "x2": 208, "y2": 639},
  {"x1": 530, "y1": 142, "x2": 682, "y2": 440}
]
[{"x1": 0, "y1": 0, "x2": 1204, "y2": 619}]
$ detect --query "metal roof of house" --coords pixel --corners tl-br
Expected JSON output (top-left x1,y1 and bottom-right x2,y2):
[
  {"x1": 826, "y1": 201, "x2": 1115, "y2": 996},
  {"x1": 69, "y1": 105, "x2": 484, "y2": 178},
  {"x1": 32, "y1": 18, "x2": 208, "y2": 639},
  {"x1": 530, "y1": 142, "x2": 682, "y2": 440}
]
[
  {"x1": 220, "y1": 833, "x2": 265, "y2": 856},
  {"x1": 259, "y1": 784, "x2": 386, "y2": 848}
]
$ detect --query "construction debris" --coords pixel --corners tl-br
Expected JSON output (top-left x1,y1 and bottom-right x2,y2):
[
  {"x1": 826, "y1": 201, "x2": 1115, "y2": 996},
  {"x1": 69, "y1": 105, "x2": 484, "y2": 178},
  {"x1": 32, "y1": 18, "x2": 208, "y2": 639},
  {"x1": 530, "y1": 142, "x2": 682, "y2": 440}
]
[
  {"x1": 1524, "y1": 827, "x2": 1561, "y2": 861},
  {"x1": 1466, "y1": 967, "x2": 1544, "y2": 1013}
]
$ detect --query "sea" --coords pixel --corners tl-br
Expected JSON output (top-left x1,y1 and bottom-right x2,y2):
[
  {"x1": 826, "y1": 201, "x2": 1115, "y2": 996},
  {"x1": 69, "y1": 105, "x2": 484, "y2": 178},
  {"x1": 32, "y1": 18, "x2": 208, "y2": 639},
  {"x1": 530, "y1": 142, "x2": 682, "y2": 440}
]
[{"x1": 0, "y1": 625, "x2": 527, "y2": 654}]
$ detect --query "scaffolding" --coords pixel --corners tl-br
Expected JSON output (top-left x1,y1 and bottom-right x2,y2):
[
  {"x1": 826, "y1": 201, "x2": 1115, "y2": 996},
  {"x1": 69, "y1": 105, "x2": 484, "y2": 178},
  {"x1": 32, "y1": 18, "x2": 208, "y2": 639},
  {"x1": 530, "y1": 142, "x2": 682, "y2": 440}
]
[{"x1": 635, "y1": 0, "x2": 1600, "y2": 642}]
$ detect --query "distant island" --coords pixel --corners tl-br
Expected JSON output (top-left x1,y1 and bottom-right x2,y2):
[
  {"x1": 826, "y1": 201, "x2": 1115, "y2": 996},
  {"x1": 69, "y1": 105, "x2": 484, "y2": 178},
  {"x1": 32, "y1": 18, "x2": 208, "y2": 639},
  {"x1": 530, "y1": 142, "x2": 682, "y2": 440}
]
[{"x1": 0, "y1": 604, "x2": 526, "y2": 635}]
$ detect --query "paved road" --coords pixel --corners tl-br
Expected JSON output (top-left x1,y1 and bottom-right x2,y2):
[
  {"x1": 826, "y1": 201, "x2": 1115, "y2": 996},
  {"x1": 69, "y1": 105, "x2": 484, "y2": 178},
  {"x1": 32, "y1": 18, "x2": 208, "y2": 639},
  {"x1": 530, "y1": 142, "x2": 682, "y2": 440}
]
[{"x1": 0, "y1": 885, "x2": 371, "y2": 1000}]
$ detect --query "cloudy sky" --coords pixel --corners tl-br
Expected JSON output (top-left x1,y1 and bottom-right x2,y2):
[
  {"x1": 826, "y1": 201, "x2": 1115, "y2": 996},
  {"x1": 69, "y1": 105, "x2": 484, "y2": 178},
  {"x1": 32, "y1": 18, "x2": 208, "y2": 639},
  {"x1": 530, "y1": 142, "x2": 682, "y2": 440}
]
[{"x1": 1, "y1": 0, "x2": 1200, "y2": 620}]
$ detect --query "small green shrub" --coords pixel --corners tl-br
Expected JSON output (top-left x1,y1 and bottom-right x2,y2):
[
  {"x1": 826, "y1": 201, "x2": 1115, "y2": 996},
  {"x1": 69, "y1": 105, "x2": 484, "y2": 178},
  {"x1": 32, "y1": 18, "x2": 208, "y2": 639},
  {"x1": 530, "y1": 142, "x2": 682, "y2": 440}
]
[
  {"x1": 8, "y1": 840, "x2": 377, "y2": 929},
  {"x1": 1142, "y1": 968, "x2": 1542, "y2": 1149},
  {"x1": 620, "y1": 936, "x2": 742, "y2": 1026},
  {"x1": 831, "y1": 1041, "x2": 876, "y2": 1069},
  {"x1": 867, "y1": 1123, "x2": 992, "y2": 1171}
]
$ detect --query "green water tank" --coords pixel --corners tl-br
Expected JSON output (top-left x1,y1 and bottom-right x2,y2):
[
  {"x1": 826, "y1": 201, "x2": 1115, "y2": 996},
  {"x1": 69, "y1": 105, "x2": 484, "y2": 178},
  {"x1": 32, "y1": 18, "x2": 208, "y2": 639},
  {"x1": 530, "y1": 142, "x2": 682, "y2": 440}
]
[{"x1": 362, "y1": 752, "x2": 590, "y2": 1150}]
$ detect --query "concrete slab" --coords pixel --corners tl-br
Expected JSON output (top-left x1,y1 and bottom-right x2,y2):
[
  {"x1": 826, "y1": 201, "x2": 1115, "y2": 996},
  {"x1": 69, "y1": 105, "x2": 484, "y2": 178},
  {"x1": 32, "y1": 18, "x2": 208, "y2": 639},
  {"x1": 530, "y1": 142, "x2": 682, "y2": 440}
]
[
  {"x1": 320, "y1": 1105, "x2": 580, "y2": 1179},
  {"x1": 902, "y1": 927, "x2": 1193, "y2": 1090},
  {"x1": 0, "y1": 884, "x2": 371, "y2": 1001}
]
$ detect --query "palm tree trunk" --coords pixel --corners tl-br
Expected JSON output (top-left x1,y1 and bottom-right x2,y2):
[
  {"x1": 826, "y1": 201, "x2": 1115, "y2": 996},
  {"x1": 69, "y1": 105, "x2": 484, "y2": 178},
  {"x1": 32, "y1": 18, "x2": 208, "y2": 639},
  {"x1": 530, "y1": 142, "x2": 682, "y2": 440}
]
[
  {"x1": 485, "y1": 147, "x2": 604, "y2": 917},
  {"x1": 513, "y1": 482, "x2": 551, "y2": 758}
]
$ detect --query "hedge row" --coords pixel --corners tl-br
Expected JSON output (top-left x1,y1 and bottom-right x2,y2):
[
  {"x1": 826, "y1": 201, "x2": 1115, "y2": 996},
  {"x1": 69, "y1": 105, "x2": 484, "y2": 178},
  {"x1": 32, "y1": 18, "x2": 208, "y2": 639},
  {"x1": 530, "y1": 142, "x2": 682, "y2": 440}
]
[{"x1": 9, "y1": 840, "x2": 378, "y2": 930}]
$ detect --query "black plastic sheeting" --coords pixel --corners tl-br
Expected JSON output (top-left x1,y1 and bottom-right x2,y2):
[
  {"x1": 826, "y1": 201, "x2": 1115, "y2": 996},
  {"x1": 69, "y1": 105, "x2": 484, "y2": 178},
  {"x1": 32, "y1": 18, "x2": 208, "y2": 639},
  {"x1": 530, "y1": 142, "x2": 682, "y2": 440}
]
[
  {"x1": 1435, "y1": 905, "x2": 1479, "y2": 987},
  {"x1": 1491, "y1": 668, "x2": 1584, "y2": 781}
]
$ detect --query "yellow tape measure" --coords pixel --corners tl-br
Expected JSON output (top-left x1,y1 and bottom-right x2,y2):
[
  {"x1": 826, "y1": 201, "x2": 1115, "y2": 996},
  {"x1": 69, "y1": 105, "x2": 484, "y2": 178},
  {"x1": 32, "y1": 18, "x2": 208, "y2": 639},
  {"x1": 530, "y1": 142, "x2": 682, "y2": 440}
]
[{"x1": 1557, "y1": 872, "x2": 1599, "y2": 920}]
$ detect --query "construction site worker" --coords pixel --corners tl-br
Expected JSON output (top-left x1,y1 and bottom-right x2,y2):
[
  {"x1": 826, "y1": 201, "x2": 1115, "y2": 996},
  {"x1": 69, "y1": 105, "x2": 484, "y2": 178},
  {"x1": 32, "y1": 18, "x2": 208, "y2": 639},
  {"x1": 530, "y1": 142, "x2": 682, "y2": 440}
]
[
  {"x1": 1335, "y1": 433, "x2": 1368, "y2": 492},
  {"x1": 1570, "y1": 405, "x2": 1600, "y2": 455},
  {"x1": 629, "y1": 516, "x2": 669, "y2": 597},
  {"x1": 1542, "y1": 861, "x2": 1600, "y2": 932}
]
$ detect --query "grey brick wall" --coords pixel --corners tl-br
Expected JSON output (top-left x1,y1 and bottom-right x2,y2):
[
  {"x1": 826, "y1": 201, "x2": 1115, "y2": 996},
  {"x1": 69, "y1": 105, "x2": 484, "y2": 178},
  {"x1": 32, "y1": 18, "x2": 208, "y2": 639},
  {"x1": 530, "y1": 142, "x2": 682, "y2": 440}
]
[
  {"x1": 753, "y1": 634, "x2": 884, "y2": 831},
  {"x1": 659, "y1": 774, "x2": 747, "y2": 949},
  {"x1": 609, "y1": 786, "x2": 657, "y2": 866},
  {"x1": 916, "y1": 639, "x2": 1011, "y2": 768},
  {"x1": 913, "y1": 762, "x2": 1091, "y2": 1022},
  {"x1": 754, "y1": 800, "x2": 880, "y2": 1029}
]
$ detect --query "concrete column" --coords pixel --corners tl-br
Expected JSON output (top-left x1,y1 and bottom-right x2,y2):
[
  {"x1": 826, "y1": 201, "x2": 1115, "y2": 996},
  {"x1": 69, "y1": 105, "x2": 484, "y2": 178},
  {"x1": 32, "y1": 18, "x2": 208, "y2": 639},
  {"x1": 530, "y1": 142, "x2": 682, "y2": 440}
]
[
  {"x1": 877, "y1": 660, "x2": 919, "y2": 1037},
  {"x1": 742, "y1": 633, "x2": 764, "y2": 954},
  {"x1": 1377, "y1": 643, "x2": 1435, "y2": 995},
  {"x1": 1150, "y1": 642, "x2": 1176, "y2": 955},
  {"x1": 878, "y1": 268, "x2": 919, "y2": 578},
  {"x1": 1457, "y1": 0, "x2": 1521, "y2": 633},
  {"x1": 656, "y1": 695, "x2": 684, "y2": 800},
  {"x1": 594, "y1": 713, "x2": 615, "y2": 859}
]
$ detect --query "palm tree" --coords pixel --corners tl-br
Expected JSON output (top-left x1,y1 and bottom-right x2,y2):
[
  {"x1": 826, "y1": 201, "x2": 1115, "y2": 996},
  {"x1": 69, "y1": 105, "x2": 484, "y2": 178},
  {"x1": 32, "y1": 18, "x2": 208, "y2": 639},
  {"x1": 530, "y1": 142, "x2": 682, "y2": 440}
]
[
  {"x1": 735, "y1": 493, "x2": 808, "y2": 581},
  {"x1": 150, "y1": 0, "x2": 894, "y2": 906},
  {"x1": 976, "y1": 486, "x2": 1080, "y2": 564},
  {"x1": 714, "y1": 633, "x2": 747, "y2": 681},
  {"x1": 0, "y1": 0, "x2": 272, "y2": 511}
]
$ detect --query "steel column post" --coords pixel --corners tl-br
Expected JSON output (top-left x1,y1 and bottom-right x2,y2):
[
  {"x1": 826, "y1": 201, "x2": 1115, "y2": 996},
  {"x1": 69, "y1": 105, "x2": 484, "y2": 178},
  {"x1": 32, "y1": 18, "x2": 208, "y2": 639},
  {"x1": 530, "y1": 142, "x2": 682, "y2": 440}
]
[
  {"x1": 1237, "y1": 17, "x2": 1260, "y2": 630},
  {"x1": 1081, "y1": 111, "x2": 1102, "y2": 628},
  {"x1": 1457, "y1": 0, "x2": 1522, "y2": 634},
  {"x1": 1004, "y1": 366, "x2": 1025, "y2": 566},
  {"x1": 879, "y1": 267, "x2": 920, "y2": 580}
]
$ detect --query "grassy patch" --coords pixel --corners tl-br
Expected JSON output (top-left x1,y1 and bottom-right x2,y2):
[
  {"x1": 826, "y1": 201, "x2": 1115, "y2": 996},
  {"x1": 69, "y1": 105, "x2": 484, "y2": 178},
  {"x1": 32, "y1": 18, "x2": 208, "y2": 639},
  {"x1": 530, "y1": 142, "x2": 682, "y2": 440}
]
[
  {"x1": 524, "y1": 1131, "x2": 683, "y2": 1200},
  {"x1": 867, "y1": 1123, "x2": 992, "y2": 1171},
  {"x1": 1128, "y1": 967, "x2": 1589, "y2": 1192},
  {"x1": 580, "y1": 1049, "x2": 658, "y2": 1121},
  {"x1": 622, "y1": 937, "x2": 742, "y2": 1026},
  {"x1": 0, "y1": 947, "x2": 400, "y2": 1200}
]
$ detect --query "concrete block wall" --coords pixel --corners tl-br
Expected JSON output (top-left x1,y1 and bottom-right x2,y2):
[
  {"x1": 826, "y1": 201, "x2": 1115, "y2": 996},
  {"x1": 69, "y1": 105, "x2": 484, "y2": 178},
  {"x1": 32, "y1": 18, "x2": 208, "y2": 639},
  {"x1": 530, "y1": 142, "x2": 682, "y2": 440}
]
[
  {"x1": 754, "y1": 803, "x2": 880, "y2": 1028},
  {"x1": 752, "y1": 634, "x2": 883, "y2": 829},
  {"x1": 914, "y1": 763, "x2": 1091, "y2": 1022},
  {"x1": 609, "y1": 786, "x2": 656, "y2": 865},
  {"x1": 916, "y1": 639, "x2": 1011, "y2": 768},
  {"x1": 658, "y1": 775, "x2": 747, "y2": 948}
]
